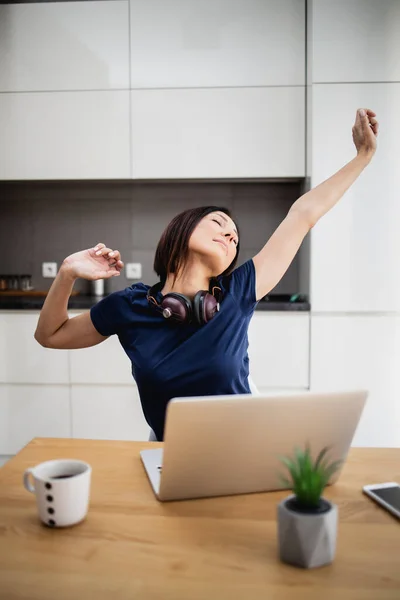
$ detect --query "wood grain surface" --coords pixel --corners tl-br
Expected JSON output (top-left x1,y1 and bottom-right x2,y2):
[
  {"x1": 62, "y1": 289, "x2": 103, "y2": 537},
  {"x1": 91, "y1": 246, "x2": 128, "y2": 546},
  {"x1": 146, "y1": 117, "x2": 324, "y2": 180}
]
[{"x1": 0, "y1": 438, "x2": 398, "y2": 600}]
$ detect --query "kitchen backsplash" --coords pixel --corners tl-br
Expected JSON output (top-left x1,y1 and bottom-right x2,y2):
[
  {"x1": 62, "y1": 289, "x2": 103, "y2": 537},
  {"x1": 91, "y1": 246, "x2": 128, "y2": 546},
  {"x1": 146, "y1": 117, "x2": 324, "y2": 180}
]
[{"x1": 0, "y1": 180, "x2": 305, "y2": 296}]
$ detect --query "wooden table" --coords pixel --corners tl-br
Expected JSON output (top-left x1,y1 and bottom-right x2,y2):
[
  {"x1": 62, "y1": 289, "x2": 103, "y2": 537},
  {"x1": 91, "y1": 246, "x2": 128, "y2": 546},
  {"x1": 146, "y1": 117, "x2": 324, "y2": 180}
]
[{"x1": 0, "y1": 438, "x2": 399, "y2": 600}]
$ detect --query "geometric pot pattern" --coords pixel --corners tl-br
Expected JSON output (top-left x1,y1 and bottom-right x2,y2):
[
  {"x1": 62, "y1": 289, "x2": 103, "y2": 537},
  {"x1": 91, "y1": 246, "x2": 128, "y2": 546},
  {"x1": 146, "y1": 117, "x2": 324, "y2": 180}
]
[{"x1": 277, "y1": 495, "x2": 338, "y2": 569}]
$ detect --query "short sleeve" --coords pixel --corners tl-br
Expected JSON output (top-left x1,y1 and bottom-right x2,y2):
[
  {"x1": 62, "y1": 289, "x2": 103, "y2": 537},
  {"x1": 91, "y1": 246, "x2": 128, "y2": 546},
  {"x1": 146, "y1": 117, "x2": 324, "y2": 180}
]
[
  {"x1": 90, "y1": 289, "x2": 130, "y2": 337},
  {"x1": 220, "y1": 258, "x2": 258, "y2": 314}
]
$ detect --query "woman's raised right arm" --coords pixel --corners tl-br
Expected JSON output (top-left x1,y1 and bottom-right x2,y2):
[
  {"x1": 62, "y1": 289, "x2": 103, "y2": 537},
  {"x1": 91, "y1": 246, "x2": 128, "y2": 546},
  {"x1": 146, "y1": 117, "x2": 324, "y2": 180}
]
[{"x1": 34, "y1": 242, "x2": 124, "y2": 350}]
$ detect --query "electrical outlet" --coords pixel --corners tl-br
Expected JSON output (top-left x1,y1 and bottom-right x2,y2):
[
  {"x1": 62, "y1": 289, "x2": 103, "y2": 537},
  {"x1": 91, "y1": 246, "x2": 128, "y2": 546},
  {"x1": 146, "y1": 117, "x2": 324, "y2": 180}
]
[
  {"x1": 42, "y1": 262, "x2": 58, "y2": 278},
  {"x1": 126, "y1": 263, "x2": 142, "y2": 279}
]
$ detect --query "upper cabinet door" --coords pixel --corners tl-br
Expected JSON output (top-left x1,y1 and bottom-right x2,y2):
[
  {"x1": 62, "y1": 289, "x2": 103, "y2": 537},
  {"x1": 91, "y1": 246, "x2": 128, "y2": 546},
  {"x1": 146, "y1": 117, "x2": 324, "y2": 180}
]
[
  {"x1": 312, "y1": 0, "x2": 400, "y2": 83},
  {"x1": 0, "y1": 1, "x2": 130, "y2": 92},
  {"x1": 131, "y1": 87, "x2": 305, "y2": 178},
  {"x1": 0, "y1": 91, "x2": 130, "y2": 180},
  {"x1": 129, "y1": 0, "x2": 305, "y2": 87},
  {"x1": 310, "y1": 83, "x2": 400, "y2": 312}
]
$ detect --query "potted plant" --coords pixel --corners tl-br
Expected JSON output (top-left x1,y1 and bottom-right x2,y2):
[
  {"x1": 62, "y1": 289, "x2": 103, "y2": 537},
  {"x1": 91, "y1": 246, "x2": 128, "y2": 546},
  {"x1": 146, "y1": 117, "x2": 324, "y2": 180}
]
[{"x1": 277, "y1": 444, "x2": 342, "y2": 569}]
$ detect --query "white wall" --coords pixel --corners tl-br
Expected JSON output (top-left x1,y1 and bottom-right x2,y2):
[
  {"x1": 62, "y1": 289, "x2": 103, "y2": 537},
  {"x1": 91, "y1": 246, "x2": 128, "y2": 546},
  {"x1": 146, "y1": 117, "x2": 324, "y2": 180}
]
[{"x1": 308, "y1": 0, "x2": 400, "y2": 446}]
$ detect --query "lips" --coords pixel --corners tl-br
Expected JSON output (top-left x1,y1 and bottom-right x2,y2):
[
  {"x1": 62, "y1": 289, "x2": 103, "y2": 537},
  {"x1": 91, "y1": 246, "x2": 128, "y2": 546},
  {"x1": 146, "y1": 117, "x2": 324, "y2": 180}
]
[{"x1": 213, "y1": 239, "x2": 228, "y2": 252}]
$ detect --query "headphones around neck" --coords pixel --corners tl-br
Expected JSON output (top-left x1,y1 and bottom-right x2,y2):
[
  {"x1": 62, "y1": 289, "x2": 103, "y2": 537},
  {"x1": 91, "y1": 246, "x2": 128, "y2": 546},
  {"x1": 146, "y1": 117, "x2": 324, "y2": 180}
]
[{"x1": 147, "y1": 281, "x2": 222, "y2": 325}]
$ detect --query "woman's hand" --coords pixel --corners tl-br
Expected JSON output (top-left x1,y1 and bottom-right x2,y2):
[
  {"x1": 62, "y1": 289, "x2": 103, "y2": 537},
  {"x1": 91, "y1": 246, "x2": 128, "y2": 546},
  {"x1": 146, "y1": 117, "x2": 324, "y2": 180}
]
[
  {"x1": 61, "y1": 243, "x2": 124, "y2": 281},
  {"x1": 352, "y1": 108, "x2": 379, "y2": 160}
]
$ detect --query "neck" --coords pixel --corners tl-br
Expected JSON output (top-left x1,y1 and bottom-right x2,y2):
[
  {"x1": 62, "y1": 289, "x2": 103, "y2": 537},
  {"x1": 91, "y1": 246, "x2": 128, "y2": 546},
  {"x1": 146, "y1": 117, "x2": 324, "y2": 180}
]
[{"x1": 161, "y1": 258, "x2": 214, "y2": 299}]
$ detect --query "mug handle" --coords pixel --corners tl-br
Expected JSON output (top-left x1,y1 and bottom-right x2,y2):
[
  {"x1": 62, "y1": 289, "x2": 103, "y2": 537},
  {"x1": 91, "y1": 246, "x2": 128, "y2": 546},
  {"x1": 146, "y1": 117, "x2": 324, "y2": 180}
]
[{"x1": 23, "y1": 468, "x2": 35, "y2": 493}]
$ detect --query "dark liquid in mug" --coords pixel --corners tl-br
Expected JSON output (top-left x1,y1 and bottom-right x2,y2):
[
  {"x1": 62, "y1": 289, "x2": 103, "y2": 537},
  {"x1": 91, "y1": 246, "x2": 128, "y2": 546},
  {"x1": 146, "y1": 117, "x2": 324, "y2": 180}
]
[{"x1": 51, "y1": 474, "x2": 75, "y2": 479}]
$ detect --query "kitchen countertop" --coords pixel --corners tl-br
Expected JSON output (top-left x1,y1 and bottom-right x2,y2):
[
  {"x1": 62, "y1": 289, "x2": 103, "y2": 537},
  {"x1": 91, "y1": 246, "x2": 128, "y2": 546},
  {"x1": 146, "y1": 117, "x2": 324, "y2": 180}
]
[{"x1": 0, "y1": 294, "x2": 310, "y2": 311}]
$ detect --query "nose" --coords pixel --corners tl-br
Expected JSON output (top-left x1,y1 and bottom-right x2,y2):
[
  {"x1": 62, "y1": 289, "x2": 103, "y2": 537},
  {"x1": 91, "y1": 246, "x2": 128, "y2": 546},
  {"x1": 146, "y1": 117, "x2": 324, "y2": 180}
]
[{"x1": 224, "y1": 231, "x2": 236, "y2": 243}]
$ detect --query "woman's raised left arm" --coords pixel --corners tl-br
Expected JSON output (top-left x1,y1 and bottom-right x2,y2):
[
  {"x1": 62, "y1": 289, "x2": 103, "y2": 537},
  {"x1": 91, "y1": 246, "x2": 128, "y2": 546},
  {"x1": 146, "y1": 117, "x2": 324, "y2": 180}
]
[{"x1": 252, "y1": 108, "x2": 378, "y2": 301}]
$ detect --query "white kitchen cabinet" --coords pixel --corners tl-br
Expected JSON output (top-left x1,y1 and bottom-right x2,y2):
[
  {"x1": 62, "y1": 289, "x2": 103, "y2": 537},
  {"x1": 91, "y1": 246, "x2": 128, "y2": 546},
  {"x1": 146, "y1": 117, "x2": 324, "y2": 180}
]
[
  {"x1": 0, "y1": 384, "x2": 71, "y2": 455},
  {"x1": 0, "y1": 1, "x2": 129, "y2": 92},
  {"x1": 130, "y1": 0, "x2": 305, "y2": 88},
  {"x1": 310, "y1": 315, "x2": 400, "y2": 448},
  {"x1": 0, "y1": 310, "x2": 310, "y2": 449},
  {"x1": 69, "y1": 328, "x2": 134, "y2": 385},
  {"x1": 248, "y1": 313, "x2": 310, "y2": 390},
  {"x1": 71, "y1": 385, "x2": 149, "y2": 441},
  {"x1": 131, "y1": 87, "x2": 305, "y2": 178},
  {"x1": 0, "y1": 312, "x2": 69, "y2": 384},
  {"x1": 310, "y1": 83, "x2": 400, "y2": 312},
  {"x1": 0, "y1": 91, "x2": 130, "y2": 180},
  {"x1": 312, "y1": 0, "x2": 400, "y2": 83}
]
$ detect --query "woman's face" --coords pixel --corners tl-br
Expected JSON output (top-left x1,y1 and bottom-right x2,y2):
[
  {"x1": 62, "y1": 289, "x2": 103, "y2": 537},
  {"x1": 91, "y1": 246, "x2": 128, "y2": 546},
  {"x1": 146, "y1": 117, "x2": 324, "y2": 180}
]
[{"x1": 188, "y1": 211, "x2": 239, "y2": 274}]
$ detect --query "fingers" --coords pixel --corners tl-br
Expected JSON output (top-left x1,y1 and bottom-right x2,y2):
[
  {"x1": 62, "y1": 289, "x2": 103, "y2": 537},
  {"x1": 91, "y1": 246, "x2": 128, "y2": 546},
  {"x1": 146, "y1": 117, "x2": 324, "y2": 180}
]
[
  {"x1": 108, "y1": 261, "x2": 123, "y2": 276},
  {"x1": 94, "y1": 245, "x2": 122, "y2": 262},
  {"x1": 93, "y1": 244, "x2": 119, "y2": 259},
  {"x1": 108, "y1": 249, "x2": 121, "y2": 261},
  {"x1": 365, "y1": 114, "x2": 378, "y2": 136},
  {"x1": 369, "y1": 116, "x2": 379, "y2": 136},
  {"x1": 93, "y1": 242, "x2": 124, "y2": 275},
  {"x1": 357, "y1": 108, "x2": 379, "y2": 137},
  {"x1": 358, "y1": 108, "x2": 369, "y2": 127},
  {"x1": 94, "y1": 246, "x2": 112, "y2": 256},
  {"x1": 357, "y1": 108, "x2": 377, "y2": 124},
  {"x1": 93, "y1": 242, "x2": 124, "y2": 273},
  {"x1": 93, "y1": 242, "x2": 117, "y2": 257},
  {"x1": 357, "y1": 108, "x2": 376, "y2": 118},
  {"x1": 109, "y1": 260, "x2": 124, "y2": 271}
]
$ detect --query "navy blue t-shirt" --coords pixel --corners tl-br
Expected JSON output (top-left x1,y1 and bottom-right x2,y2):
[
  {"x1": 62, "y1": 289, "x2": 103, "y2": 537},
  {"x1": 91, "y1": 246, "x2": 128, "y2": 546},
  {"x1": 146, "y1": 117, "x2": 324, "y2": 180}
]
[{"x1": 90, "y1": 259, "x2": 258, "y2": 441}]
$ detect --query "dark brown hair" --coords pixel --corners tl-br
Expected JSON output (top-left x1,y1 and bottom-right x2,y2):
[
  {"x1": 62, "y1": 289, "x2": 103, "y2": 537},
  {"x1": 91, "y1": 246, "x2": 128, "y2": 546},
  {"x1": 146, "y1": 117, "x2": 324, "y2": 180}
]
[{"x1": 154, "y1": 206, "x2": 240, "y2": 284}]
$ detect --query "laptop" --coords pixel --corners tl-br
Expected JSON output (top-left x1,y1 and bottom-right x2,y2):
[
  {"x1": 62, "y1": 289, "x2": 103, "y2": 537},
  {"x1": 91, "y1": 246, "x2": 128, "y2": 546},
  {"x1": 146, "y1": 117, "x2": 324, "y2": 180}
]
[{"x1": 140, "y1": 389, "x2": 368, "y2": 502}]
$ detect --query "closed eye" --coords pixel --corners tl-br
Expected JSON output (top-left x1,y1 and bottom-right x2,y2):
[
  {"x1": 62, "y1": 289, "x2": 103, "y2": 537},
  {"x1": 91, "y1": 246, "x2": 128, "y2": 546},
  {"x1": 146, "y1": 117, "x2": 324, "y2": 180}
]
[{"x1": 212, "y1": 218, "x2": 238, "y2": 246}]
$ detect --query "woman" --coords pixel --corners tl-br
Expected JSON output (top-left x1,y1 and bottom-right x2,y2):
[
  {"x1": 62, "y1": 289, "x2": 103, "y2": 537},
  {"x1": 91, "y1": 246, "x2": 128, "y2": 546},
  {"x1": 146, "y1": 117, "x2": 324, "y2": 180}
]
[{"x1": 35, "y1": 108, "x2": 378, "y2": 441}]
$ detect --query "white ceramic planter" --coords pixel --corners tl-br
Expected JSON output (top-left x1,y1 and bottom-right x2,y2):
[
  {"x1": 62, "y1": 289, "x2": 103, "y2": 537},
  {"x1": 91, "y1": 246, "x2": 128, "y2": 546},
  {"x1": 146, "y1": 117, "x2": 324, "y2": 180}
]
[{"x1": 277, "y1": 495, "x2": 338, "y2": 569}]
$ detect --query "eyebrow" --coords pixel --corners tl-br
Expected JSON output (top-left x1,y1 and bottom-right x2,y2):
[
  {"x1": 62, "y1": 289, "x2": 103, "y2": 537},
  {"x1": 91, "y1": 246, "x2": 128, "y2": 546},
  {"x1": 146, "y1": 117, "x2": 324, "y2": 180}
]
[{"x1": 215, "y1": 213, "x2": 238, "y2": 237}]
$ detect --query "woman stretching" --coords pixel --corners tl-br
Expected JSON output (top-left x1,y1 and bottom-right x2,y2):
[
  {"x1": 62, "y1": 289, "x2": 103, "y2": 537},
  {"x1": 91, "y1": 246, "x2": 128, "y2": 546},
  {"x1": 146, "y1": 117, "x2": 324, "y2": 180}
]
[{"x1": 35, "y1": 108, "x2": 378, "y2": 441}]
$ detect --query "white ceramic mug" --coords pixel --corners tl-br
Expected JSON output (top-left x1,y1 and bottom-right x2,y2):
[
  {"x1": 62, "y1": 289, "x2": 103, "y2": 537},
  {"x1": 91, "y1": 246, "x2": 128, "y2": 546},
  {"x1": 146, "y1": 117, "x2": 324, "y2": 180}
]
[{"x1": 23, "y1": 459, "x2": 92, "y2": 528}]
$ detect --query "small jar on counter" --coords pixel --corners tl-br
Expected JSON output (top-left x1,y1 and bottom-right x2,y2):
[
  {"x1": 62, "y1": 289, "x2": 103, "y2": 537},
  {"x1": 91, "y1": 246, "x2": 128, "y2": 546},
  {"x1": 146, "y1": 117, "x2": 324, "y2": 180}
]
[
  {"x1": 90, "y1": 279, "x2": 110, "y2": 297},
  {"x1": 20, "y1": 275, "x2": 33, "y2": 291},
  {"x1": 8, "y1": 275, "x2": 19, "y2": 290}
]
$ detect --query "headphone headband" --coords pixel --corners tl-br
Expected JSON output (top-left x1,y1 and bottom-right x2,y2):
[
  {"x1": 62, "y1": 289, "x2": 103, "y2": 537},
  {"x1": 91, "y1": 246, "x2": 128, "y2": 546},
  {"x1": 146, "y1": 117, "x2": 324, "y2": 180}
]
[
  {"x1": 147, "y1": 279, "x2": 222, "y2": 324},
  {"x1": 147, "y1": 280, "x2": 221, "y2": 304}
]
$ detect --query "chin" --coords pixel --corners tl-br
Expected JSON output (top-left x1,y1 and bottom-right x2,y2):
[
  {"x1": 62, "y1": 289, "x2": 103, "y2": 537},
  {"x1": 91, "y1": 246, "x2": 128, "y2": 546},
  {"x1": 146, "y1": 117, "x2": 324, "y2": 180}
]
[
  {"x1": 190, "y1": 242, "x2": 232, "y2": 274},
  {"x1": 209, "y1": 248, "x2": 235, "y2": 274}
]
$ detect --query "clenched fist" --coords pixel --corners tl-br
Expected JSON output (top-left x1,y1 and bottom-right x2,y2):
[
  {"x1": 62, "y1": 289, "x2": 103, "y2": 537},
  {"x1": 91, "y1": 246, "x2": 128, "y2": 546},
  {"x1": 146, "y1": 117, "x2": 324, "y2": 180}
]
[{"x1": 352, "y1": 108, "x2": 378, "y2": 159}]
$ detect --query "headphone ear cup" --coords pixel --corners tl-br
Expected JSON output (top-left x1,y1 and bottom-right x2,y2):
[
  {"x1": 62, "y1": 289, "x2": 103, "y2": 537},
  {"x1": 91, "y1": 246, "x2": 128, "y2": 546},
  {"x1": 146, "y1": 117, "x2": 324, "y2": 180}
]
[
  {"x1": 160, "y1": 292, "x2": 192, "y2": 323},
  {"x1": 193, "y1": 291, "x2": 204, "y2": 325},
  {"x1": 194, "y1": 291, "x2": 219, "y2": 325},
  {"x1": 203, "y1": 292, "x2": 219, "y2": 323}
]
